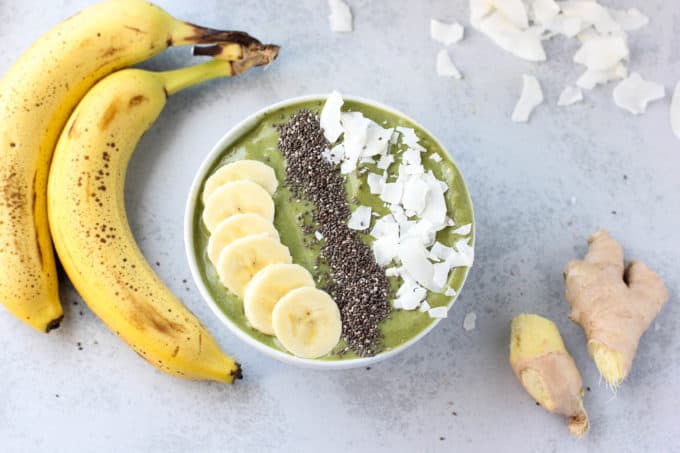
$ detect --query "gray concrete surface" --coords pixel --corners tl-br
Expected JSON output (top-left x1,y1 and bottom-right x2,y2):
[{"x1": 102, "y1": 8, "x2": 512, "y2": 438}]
[{"x1": 0, "y1": 0, "x2": 678, "y2": 452}]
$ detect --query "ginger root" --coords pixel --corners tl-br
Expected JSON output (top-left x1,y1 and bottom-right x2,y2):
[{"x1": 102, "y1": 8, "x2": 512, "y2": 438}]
[
  {"x1": 564, "y1": 230, "x2": 669, "y2": 388},
  {"x1": 510, "y1": 314, "x2": 589, "y2": 437}
]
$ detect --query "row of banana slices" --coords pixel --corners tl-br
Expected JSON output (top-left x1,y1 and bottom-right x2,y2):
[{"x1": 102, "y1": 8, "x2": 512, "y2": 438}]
[{"x1": 201, "y1": 160, "x2": 342, "y2": 359}]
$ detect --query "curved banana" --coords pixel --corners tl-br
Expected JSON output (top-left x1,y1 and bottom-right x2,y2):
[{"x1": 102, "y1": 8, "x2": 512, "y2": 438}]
[
  {"x1": 0, "y1": 0, "x2": 262, "y2": 332},
  {"x1": 47, "y1": 48, "x2": 278, "y2": 382}
]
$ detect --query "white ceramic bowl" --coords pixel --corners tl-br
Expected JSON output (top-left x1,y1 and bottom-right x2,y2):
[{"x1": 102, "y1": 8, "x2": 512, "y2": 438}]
[{"x1": 184, "y1": 94, "x2": 475, "y2": 370}]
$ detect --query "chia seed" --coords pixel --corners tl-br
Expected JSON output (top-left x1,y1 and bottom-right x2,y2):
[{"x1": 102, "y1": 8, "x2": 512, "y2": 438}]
[{"x1": 276, "y1": 110, "x2": 392, "y2": 357}]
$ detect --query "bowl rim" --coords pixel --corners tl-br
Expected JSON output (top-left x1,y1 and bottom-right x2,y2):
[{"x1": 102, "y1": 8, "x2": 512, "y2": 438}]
[{"x1": 184, "y1": 93, "x2": 475, "y2": 370}]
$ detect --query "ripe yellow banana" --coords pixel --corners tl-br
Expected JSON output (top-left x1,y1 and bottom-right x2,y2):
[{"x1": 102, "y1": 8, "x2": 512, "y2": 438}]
[
  {"x1": 47, "y1": 46, "x2": 279, "y2": 382},
  {"x1": 0, "y1": 0, "x2": 262, "y2": 332}
]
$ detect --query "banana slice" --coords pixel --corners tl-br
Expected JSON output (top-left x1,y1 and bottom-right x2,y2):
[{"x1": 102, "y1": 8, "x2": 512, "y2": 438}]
[
  {"x1": 216, "y1": 235, "x2": 292, "y2": 297},
  {"x1": 203, "y1": 159, "x2": 278, "y2": 202},
  {"x1": 207, "y1": 213, "x2": 279, "y2": 265},
  {"x1": 243, "y1": 264, "x2": 315, "y2": 335},
  {"x1": 272, "y1": 287, "x2": 342, "y2": 359},
  {"x1": 202, "y1": 180, "x2": 275, "y2": 232}
]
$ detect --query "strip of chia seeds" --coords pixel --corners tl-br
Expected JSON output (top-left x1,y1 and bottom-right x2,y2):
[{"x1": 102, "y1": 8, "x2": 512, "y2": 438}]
[{"x1": 276, "y1": 110, "x2": 392, "y2": 357}]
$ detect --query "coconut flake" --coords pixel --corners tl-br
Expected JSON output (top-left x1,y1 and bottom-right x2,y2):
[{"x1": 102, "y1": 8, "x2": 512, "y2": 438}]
[
  {"x1": 470, "y1": 0, "x2": 494, "y2": 26},
  {"x1": 421, "y1": 173, "x2": 447, "y2": 227},
  {"x1": 463, "y1": 312, "x2": 477, "y2": 331},
  {"x1": 348, "y1": 206, "x2": 372, "y2": 230},
  {"x1": 613, "y1": 72, "x2": 665, "y2": 115},
  {"x1": 436, "y1": 49, "x2": 463, "y2": 80},
  {"x1": 367, "y1": 173, "x2": 385, "y2": 194},
  {"x1": 531, "y1": 0, "x2": 560, "y2": 25},
  {"x1": 399, "y1": 237, "x2": 434, "y2": 290},
  {"x1": 314, "y1": 231, "x2": 323, "y2": 241},
  {"x1": 444, "y1": 287, "x2": 457, "y2": 297},
  {"x1": 512, "y1": 74, "x2": 544, "y2": 122},
  {"x1": 559, "y1": 1, "x2": 621, "y2": 34},
  {"x1": 451, "y1": 223, "x2": 472, "y2": 235},
  {"x1": 432, "y1": 262, "x2": 450, "y2": 291},
  {"x1": 430, "y1": 19, "x2": 464, "y2": 45},
  {"x1": 377, "y1": 154, "x2": 394, "y2": 170},
  {"x1": 402, "y1": 177, "x2": 431, "y2": 215},
  {"x1": 573, "y1": 35, "x2": 628, "y2": 72},
  {"x1": 385, "y1": 267, "x2": 401, "y2": 277},
  {"x1": 429, "y1": 153, "x2": 443, "y2": 162},
  {"x1": 320, "y1": 91, "x2": 344, "y2": 142},
  {"x1": 609, "y1": 8, "x2": 649, "y2": 31},
  {"x1": 429, "y1": 242, "x2": 453, "y2": 261},
  {"x1": 488, "y1": 0, "x2": 529, "y2": 29},
  {"x1": 373, "y1": 235, "x2": 399, "y2": 266},
  {"x1": 671, "y1": 81, "x2": 680, "y2": 140},
  {"x1": 328, "y1": 0, "x2": 352, "y2": 33},
  {"x1": 402, "y1": 148, "x2": 422, "y2": 166},
  {"x1": 446, "y1": 239, "x2": 475, "y2": 268},
  {"x1": 380, "y1": 182, "x2": 404, "y2": 204},
  {"x1": 322, "y1": 144, "x2": 344, "y2": 164},
  {"x1": 576, "y1": 63, "x2": 627, "y2": 90},
  {"x1": 475, "y1": 11, "x2": 546, "y2": 62},
  {"x1": 419, "y1": 301, "x2": 431, "y2": 313},
  {"x1": 371, "y1": 215, "x2": 399, "y2": 239},
  {"x1": 545, "y1": 14, "x2": 584, "y2": 38},
  {"x1": 557, "y1": 86, "x2": 584, "y2": 106},
  {"x1": 396, "y1": 127, "x2": 423, "y2": 150},
  {"x1": 364, "y1": 123, "x2": 393, "y2": 157},
  {"x1": 428, "y1": 306, "x2": 448, "y2": 319}
]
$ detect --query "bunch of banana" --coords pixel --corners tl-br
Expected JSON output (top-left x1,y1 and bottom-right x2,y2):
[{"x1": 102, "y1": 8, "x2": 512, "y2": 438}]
[
  {"x1": 1, "y1": 0, "x2": 279, "y2": 383},
  {"x1": 0, "y1": 0, "x2": 265, "y2": 333},
  {"x1": 201, "y1": 161, "x2": 342, "y2": 359}
]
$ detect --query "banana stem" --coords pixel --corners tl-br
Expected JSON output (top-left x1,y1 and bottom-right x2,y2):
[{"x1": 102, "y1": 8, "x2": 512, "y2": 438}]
[
  {"x1": 160, "y1": 60, "x2": 232, "y2": 96},
  {"x1": 171, "y1": 21, "x2": 262, "y2": 47}
]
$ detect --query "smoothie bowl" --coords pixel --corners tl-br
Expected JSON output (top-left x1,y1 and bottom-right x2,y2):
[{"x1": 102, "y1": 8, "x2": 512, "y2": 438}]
[{"x1": 185, "y1": 93, "x2": 475, "y2": 369}]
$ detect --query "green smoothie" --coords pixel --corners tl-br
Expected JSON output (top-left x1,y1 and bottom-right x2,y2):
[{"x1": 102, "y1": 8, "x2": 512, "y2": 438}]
[{"x1": 191, "y1": 99, "x2": 474, "y2": 360}]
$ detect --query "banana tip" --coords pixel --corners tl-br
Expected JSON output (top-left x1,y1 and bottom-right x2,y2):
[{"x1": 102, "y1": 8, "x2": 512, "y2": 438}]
[{"x1": 45, "y1": 315, "x2": 64, "y2": 333}]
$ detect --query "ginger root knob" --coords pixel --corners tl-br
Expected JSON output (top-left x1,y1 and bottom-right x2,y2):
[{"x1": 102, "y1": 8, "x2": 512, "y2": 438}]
[{"x1": 510, "y1": 314, "x2": 589, "y2": 437}]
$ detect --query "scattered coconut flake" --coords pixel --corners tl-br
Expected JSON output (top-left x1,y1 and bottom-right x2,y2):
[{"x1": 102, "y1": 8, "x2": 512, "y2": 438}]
[
  {"x1": 446, "y1": 217, "x2": 455, "y2": 227},
  {"x1": 546, "y1": 15, "x2": 584, "y2": 38},
  {"x1": 559, "y1": 1, "x2": 621, "y2": 34},
  {"x1": 380, "y1": 182, "x2": 404, "y2": 204},
  {"x1": 402, "y1": 148, "x2": 422, "y2": 166},
  {"x1": 395, "y1": 277, "x2": 427, "y2": 310},
  {"x1": 429, "y1": 153, "x2": 443, "y2": 162},
  {"x1": 436, "y1": 49, "x2": 463, "y2": 79},
  {"x1": 396, "y1": 127, "x2": 424, "y2": 151},
  {"x1": 429, "y1": 242, "x2": 453, "y2": 261},
  {"x1": 320, "y1": 90, "x2": 344, "y2": 142},
  {"x1": 671, "y1": 81, "x2": 680, "y2": 140},
  {"x1": 366, "y1": 173, "x2": 384, "y2": 194},
  {"x1": 420, "y1": 173, "x2": 448, "y2": 227},
  {"x1": 385, "y1": 267, "x2": 401, "y2": 277},
  {"x1": 419, "y1": 301, "x2": 431, "y2": 312},
  {"x1": 576, "y1": 63, "x2": 627, "y2": 90},
  {"x1": 463, "y1": 312, "x2": 477, "y2": 331},
  {"x1": 512, "y1": 75, "x2": 544, "y2": 122},
  {"x1": 370, "y1": 215, "x2": 399, "y2": 239},
  {"x1": 613, "y1": 72, "x2": 665, "y2": 115},
  {"x1": 328, "y1": 0, "x2": 352, "y2": 33},
  {"x1": 399, "y1": 237, "x2": 435, "y2": 290},
  {"x1": 531, "y1": 0, "x2": 560, "y2": 25},
  {"x1": 488, "y1": 0, "x2": 529, "y2": 29},
  {"x1": 348, "y1": 206, "x2": 372, "y2": 230},
  {"x1": 451, "y1": 223, "x2": 472, "y2": 235},
  {"x1": 430, "y1": 19, "x2": 464, "y2": 45},
  {"x1": 373, "y1": 236, "x2": 399, "y2": 266},
  {"x1": 432, "y1": 262, "x2": 450, "y2": 291},
  {"x1": 474, "y1": 11, "x2": 546, "y2": 62},
  {"x1": 399, "y1": 163, "x2": 425, "y2": 176},
  {"x1": 314, "y1": 231, "x2": 323, "y2": 241},
  {"x1": 377, "y1": 154, "x2": 394, "y2": 170},
  {"x1": 322, "y1": 144, "x2": 344, "y2": 165},
  {"x1": 446, "y1": 239, "x2": 475, "y2": 268},
  {"x1": 402, "y1": 177, "x2": 431, "y2": 215},
  {"x1": 428, "y1": 306, "x2": 448, "y2": 319},
  {"x1": 557, "y1": 86, "x2": 584, "y2": 106},
  {"x1": 573, "y1": 35, "x2": 629, "y2": 72},
  {"x1": 364, "y1": 123, "x2": 393, "y2": 157},
  {"x1": 609, "y1": 8, "x2": 649, "y2": 31},
  {"x1": 444, "y1": 287, "x2": 457, "y2": 297}
]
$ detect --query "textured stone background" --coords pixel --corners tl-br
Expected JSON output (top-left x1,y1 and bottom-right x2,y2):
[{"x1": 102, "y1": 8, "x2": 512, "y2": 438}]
[{"x1": 0, "y1": 1, "x2": 678, "y2": 452}]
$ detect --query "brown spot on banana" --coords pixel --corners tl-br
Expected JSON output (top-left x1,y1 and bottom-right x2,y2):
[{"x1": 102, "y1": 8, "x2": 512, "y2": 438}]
[
  {"x1": 128, "y1": 95, "x2": 148, "y2": 107},
  {"x1": 128, "y1": 294, "x2": 187, "y2": 336},
  {"x1": 123, "y1": 25, "x2": 146, "y2": 34},
  {"x1": 98, "y1": 101, "x2": 119, "y2": 130},
  {"x1": 171, "y1": 345, "x2": 180, "y2": 358},
  {"x1": 67, "y1": 113, "x2": 80, "y2": 138},
  {"x1": 101, "y1": 47, "x2": 123, "y2": 58}
]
